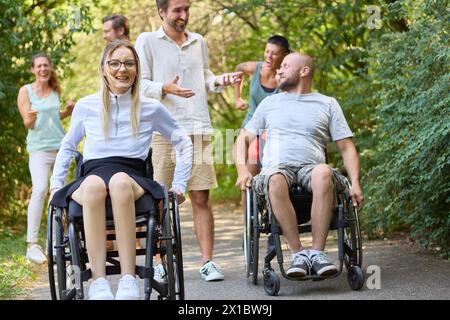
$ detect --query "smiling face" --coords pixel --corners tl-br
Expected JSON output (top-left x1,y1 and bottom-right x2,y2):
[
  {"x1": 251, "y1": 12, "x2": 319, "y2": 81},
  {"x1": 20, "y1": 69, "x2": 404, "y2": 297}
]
[
  {"x1": 31, "y1": 57, "x2": 52, "y2": 83},
  {"x1": 277, "y1": 54, "x2": 301, "y2": 92},
  {"x1": 160, "y1": 0, "x2": 190, "y2": 33},
  {"x1": 277, "y1": 53, "x2": 314, "y2": 92},
  {"x1": 103, "y1": 46, "x2": 137, "y2": 94},
  {"x1": 263, "y1": 43, "x2": 286, "y2": 71}
]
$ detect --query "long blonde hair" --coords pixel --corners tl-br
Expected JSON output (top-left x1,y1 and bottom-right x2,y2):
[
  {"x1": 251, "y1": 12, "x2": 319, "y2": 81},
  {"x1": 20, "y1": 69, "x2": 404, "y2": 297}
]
[{"x1": 99, "y1": 40, "x2": 141, "y2": 139}]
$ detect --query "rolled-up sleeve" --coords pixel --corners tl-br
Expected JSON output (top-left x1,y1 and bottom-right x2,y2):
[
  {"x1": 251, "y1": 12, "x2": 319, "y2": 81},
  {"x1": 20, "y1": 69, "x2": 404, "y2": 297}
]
[
  {"x1": 136, "y1": 33, "x2": 165, "y2": 101},
  {"x1": 200, "y1": 38, "x2": 222, "y2": 93}
]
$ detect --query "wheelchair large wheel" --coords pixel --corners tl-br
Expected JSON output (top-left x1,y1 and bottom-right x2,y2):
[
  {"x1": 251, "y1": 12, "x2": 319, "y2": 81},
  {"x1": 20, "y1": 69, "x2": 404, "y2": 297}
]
[
  {"x1": 48, "y1": 206, "x2": 82, "y2": 300},
  {"x1": 47, "y1": 206, "x2": 57, "y2": 300},
  {"x1": 251, "y1": 189, "x2": 259, "y2": 285},
  {"x1": 161, "y1": 193, "x2": 184, "y2": 300},
  {"x1": 170, "y1": 194, "x2": 185, "y2": 300},
  {"x1": 244, "y1": 189, "x2": 259, "y2": 284},
  {"x1": 343, "y1": 197, "x2": 363, "y2": 269}
]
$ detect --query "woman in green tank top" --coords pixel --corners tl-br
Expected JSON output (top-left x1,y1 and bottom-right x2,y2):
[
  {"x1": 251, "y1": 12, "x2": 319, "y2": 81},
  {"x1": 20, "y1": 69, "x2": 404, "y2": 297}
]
[
  {"x1": 234, "y1": 35, "x2": 291, "y2": 174},
  {"x1": 17, "y1": 53, "x2": 75, "y2": 264}
]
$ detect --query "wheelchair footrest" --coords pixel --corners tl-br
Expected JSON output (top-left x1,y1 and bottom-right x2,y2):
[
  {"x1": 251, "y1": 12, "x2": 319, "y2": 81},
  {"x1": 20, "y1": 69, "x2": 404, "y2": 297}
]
[{"x1": 136, "y1": 265, "x2": 153, "y2": 279}]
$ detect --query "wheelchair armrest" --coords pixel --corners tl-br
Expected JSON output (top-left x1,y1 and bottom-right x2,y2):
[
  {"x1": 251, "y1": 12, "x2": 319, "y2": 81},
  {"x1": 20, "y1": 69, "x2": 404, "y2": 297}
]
[
  {"x1": 145, "y1": 148, "x2": 154, "y2": 180},
  {"x1": 74, "y1": 151, "x2": 83, "y2": 178}
]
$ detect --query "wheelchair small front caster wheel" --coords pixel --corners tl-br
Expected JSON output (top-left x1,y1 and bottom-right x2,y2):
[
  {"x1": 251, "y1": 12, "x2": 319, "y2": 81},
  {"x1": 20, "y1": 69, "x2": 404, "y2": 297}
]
[
  {"x1": 347, "y1": 265, "x2": 364, "y2": 290},
  {"x1": 263, "y1": 270, "x2": 280, "y2": 296}
]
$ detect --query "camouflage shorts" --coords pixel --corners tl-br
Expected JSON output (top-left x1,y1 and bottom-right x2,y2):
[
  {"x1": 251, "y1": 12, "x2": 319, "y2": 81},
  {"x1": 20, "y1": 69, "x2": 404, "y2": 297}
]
[{"x1": 252, "y1": 164, "x2": 350, "y2": 212}]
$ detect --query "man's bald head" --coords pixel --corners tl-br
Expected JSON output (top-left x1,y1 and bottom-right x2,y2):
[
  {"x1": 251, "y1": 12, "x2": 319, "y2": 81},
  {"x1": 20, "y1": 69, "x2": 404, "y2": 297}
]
[
  {"x1": 290, "y1": 52, "x2": 315, "y2": 79},
  {"x1": 277, "y1": 52, "x2": 315, "y2": 92}
]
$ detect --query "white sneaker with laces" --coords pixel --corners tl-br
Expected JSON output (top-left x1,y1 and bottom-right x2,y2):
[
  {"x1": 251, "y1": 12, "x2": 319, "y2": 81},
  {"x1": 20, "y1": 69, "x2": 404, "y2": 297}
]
[
  {"x1": 199, "y1": 261, "x2": 225, "y2": 282},
  {"x1": 310, "y1": 251, "x2": 338, "y2": 276},
  {"x1": 116, "y1": 274, "x2": 140, "y2": 300},
  {"x1": 88, "y1": 277, "x2": 114, "y2": 300},
  {"x1": 26, "y1": 244, "x2": 47, "y2": 264},
  {"x1": 154, "y1": 263, "x2": 167, "y2": 284},
  {"x1": 286, "y1": 252, "x2": 311, "y2": 277}
]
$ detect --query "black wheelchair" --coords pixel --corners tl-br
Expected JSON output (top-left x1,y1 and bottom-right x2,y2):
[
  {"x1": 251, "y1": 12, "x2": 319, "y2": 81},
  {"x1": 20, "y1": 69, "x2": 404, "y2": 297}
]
[
  {"x1": 243, "y1": 180, "x2": 364, "y2": 296},
  {"x1": 46, "y1": 151, "x2": 184, "y2": 300}
]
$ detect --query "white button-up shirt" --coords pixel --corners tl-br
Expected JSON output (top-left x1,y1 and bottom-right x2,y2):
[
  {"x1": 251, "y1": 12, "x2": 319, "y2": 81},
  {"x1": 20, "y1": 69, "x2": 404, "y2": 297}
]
[{"x1": 135, "y1": 27, "x2": 222, "y2": 135}]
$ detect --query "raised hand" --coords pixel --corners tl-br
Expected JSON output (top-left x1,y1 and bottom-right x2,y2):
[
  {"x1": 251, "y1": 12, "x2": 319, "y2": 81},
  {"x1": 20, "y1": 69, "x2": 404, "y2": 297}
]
[
  {"x1": 66, "y1": 100, "x2": 75, "y2": 115},
  {"x1": 163, "y1": 75, "x2": 195, "y2": 98},
  {"x1": 235, "y1": 98, "x2": 248, "y2": 110},
  {"x1": 28, "y1": 109, "x2": 38, "y2": 123},
  {"x1": 215, "y1": 71, "x2": 243, "y2": 87}
]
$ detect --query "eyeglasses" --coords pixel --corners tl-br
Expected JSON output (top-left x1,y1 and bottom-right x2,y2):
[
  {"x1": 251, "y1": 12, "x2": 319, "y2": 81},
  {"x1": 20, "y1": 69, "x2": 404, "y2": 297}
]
[{"x1": 106, "y1": 59, "x2": 137, "y2": 70}]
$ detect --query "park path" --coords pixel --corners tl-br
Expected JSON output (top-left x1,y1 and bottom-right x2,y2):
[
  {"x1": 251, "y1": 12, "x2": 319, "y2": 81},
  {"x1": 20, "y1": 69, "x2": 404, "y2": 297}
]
[{"x1": 23, "y1": 200, "x2": 450, "y2": 300}]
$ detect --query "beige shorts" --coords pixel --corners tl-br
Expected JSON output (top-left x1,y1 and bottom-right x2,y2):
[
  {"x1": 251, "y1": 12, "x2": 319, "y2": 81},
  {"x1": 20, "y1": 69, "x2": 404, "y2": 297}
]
[{"x1": 151, "y1": 134, "x2": 218, "y2": 191}]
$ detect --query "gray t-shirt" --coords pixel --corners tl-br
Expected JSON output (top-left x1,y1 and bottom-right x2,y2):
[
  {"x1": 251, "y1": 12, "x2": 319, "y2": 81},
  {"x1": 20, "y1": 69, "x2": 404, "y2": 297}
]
[{"x1": 244, "y1": 92, "x2": 353, "y2": 168}]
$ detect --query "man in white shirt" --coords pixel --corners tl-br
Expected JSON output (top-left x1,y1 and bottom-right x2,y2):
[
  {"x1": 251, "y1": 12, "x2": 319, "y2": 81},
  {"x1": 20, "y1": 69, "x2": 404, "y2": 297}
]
[
  {"x1": 235, "y1": 53, "x2": 364, "y2": 278},
  {"x1": 135, "y1": 0, "x2": 242, "y2": 282}
]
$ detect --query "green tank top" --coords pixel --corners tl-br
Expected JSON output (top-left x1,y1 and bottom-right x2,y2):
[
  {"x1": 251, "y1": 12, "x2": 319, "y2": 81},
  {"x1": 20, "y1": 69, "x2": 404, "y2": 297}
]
[
  {"x1": 242, "y1": 62, "x2": 278, "y2": 127},
  {"x1": 25, "y1": 84, "x2": 65, "y2": 152}
]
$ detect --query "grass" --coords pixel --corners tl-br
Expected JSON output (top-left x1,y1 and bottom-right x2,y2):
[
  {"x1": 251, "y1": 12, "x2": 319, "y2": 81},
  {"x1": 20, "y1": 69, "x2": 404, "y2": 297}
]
[{"x1": 0, "y1": 221, "x2": 42, "y2": 299}]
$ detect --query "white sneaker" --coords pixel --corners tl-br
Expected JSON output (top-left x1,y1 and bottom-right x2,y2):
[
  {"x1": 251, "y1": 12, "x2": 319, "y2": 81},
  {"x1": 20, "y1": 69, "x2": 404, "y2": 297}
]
[
  {"x1": 154, "y1": 263, "x2": 167, "y2": 284},
  {"x1": 310, "y1": 251, "x2": 339, "y2": 276},
  {"x1": 88, "y1": 277, "x2": 114, "y2": 300},
  {"x1": 116, "y1": 274, "x2": 140, "y2": 300},
  {"x1": 199, "y1": 261, "x2": 225, "y2": 282},
  {"x1": 26, "y1": 244, "x2": 47, "y2": 264}
]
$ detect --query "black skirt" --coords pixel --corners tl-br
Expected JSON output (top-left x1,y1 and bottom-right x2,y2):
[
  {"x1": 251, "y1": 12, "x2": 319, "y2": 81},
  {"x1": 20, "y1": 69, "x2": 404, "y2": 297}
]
[{"x1": 50, "y1": 156, "x2": 164, "y2": 208}]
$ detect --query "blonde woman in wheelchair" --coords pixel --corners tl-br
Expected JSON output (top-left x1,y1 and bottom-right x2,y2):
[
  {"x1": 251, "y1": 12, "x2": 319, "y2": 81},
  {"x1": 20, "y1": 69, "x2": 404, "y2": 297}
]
[{"x1": 49, "y1": 40, "x2": 192, "y2": 300}]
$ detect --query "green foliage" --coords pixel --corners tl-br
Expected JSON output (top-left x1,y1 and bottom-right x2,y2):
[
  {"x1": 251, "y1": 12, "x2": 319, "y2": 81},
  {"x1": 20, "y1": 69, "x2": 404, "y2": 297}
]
[
  {"x1": 0, "y1": 0, "x2": 95, "y2": 218},
  {"x1": 1, "y1": 0, "x2": 448, "y2": 262},
  {"x1": 363, "y1": 0, "x2": 450, "y2": 257},
  {"x1": 0, "y1": 228, "x2": 35, "y2": 299}
]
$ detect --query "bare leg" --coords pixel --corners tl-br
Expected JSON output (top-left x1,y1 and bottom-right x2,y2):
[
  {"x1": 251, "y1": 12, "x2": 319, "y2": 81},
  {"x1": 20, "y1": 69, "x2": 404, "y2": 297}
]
[
  {"x1": 310, "y1": 164, "x2": 334, "y2": 251},
  {"x1": 268, "y1": 174, "x2": 304, "y2": 253},
  {"x1": 108, "y1": 172, "x2": 145, "y2": 276},
  {"x1": 189, "y1": 190, "x2": 214, "y2": 263},
  {"x1": 71, "y1": 175, "x2": 107, "y2": 280}
]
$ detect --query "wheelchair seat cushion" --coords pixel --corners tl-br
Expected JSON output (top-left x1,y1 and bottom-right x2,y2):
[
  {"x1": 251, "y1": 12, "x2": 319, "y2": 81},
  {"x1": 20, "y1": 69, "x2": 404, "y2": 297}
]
[
  {"x1": 51, "y1": 156, "x2": 164, "y2": 209},
  {"x1": 67, "y1": 193, "x2": 155, "y2": 219},
  {"x1": 289, "y1": 185, "x2": 313, "y2": 225}
]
